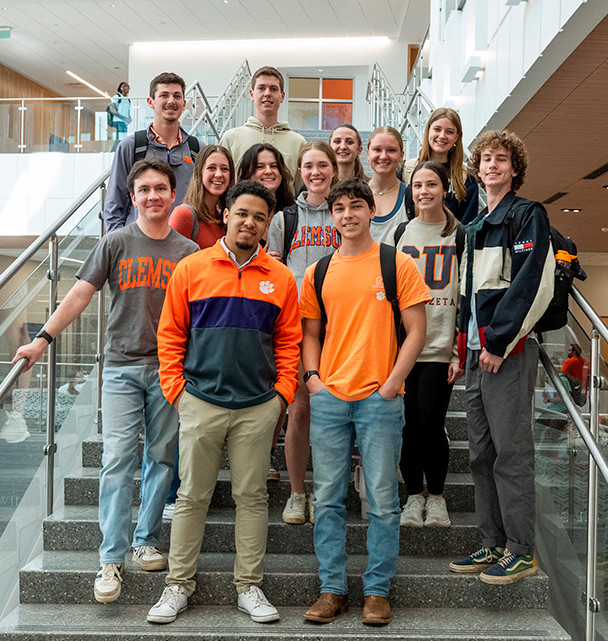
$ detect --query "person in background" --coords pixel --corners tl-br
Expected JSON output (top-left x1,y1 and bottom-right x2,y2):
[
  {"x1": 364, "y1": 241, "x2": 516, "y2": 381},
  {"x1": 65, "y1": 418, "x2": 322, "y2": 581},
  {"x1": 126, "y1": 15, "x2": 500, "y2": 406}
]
[
  {"x1": 110, "y1": 82, "x2": 132, "y2": 151},
  {"x1": 170, "y1": 145, "x2": 235, "y2": 250},
  {"x1": 401, "y1": 108, "x2": 479, "y2": 224},
  {"x1": 266, "y1": 141, "x2": 339, "y2": 525},
  {"x1": 366, "y1": 126, "x2": 407, "y2": 243},
  {"x1": 561, "y1": 343, "x2": 590, "y2": 391},
  {"x1": 329, "y1": 124, "x2": 368, "y2": 181},
  {"x1": 393, "y1": 161, "x2": 465, "y2": 529}
]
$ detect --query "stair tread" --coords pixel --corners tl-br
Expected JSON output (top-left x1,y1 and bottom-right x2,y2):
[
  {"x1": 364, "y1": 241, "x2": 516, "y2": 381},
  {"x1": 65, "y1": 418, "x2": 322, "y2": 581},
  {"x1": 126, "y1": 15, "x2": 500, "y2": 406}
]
[
  {"x1": 46, "y1": 504, "x2": 479, "y2": 526},
  {"x1": 67, "y1": 467, "x2": 475, "y2": 484},
  {"x1": 23, "y1": 550, "x2": 548, "y2": 580},
  {"x1": 0, "y1": 603, "x2": 571, "y2": 639}
]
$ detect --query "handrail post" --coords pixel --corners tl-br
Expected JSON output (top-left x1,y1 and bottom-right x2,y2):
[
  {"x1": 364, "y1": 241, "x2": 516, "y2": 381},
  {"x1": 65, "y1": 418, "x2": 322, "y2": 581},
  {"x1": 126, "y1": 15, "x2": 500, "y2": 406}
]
[
  {"x1": 585, "y1": 329, "x2": 601, "y2": 640},
  {"x1": 45, "y1": 235, "x2": 60, "y2": 516},
  {"x1": 96, "y1": 184, "x2": 106, "y2": 431},
  {"x1": 19, "y1": 99, "x2": 26, "y2": 153}
]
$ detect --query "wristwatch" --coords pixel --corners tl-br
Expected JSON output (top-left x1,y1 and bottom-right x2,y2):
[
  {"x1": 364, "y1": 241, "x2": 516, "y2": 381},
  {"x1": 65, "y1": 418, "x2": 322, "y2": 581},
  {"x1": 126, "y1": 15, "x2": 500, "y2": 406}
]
[
  {"x1": 303, "y1": 370, "x2": 319, "y2": 383},
  {"x1": 35, "y1": 329, "x2": 54, "y2": 344}
]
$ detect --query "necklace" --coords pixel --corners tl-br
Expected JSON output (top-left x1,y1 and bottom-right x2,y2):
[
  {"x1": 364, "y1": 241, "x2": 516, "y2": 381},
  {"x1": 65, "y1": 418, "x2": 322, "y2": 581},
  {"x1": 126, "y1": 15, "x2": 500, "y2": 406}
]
[{"x1": 370, "y1": 181, "x2": 400, "y2": 196}]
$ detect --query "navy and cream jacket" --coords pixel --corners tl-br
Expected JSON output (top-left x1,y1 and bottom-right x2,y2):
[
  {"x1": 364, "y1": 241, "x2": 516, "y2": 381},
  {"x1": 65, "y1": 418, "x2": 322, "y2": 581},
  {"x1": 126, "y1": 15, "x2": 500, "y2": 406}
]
[{"x1": 458, "y1": 191, "x2": 555, "y2": 366}]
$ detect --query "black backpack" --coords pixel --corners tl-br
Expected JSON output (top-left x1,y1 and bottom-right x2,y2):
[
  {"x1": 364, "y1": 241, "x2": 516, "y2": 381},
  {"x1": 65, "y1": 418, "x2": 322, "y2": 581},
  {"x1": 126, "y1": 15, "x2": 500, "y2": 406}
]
[
  {"x1": 393, "y1": 220, "x2": 466, "y2": 267},
  {"x1": 133, "y1": 129, "x2": 200, "y2": 163},
  {"x1": 508, "y1": 201, "x2": 587, "y2": 333},
  {"x1": 281, "y1": 204, "x2": 299, "y2": 264},
  {"x1": 106, "y1": 100, "x2": 118, "y2": 128},
  {"x1": 313, "y1": 244, "x2": 405, "y2": 347}
]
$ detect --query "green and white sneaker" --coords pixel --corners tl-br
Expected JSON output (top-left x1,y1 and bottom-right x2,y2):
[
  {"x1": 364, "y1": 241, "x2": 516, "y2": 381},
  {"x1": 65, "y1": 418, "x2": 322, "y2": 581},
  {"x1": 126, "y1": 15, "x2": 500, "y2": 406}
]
[
  {"x1": 449, "y1": 547, "x2": 504, "y2": 574},
  {"x1": 479, "y1": 548, "x2": 538, "y2": 584}
]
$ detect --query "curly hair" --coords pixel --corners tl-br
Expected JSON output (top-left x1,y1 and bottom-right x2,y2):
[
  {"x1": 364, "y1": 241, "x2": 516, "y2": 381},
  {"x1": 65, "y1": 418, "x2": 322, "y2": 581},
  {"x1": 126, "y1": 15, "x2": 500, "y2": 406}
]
[{"x1": 470, "y1": 130, "x2": 528, "y2": 192}]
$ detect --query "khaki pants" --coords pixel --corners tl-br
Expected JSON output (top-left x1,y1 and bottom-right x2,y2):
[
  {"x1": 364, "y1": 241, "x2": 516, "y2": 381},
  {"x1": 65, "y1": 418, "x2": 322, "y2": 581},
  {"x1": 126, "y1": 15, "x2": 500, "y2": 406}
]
[{"x1": 166, "y1": 392, "x2": 281, "y2": 595}]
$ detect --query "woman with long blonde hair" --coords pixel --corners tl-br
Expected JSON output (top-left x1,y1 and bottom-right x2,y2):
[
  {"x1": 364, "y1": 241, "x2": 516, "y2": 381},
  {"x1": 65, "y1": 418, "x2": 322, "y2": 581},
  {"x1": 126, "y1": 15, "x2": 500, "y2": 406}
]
[{"x1": 402, "y1": 108, "x2": 479, "y2": 223}]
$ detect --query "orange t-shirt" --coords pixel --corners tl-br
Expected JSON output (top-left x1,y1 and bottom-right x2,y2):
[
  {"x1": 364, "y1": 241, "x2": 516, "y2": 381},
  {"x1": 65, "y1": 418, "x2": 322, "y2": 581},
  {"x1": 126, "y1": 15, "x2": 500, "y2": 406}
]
[{"x1": 300, "y1": 242, "x2": 430, "y2": 401}]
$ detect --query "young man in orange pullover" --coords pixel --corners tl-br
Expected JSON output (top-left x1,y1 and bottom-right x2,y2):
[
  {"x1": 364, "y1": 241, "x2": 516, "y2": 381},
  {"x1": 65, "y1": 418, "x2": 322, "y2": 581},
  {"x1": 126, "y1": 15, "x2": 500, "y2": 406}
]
[{"x1": 148, "y1": 180, "x2": 301, "y2": 625}]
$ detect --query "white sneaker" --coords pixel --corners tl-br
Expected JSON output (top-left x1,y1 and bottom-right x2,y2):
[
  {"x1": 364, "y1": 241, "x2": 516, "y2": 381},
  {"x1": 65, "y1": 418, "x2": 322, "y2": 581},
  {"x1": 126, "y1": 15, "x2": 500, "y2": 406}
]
[
  {"x1": 147, "y1": 585, "x2": 188, "y2": 623},
  {"x1": 94, "y1": 563, "x2": 124, "y2": 603},
  {"x1": 282, "y1": 492, "x2": 306, "y2": 524},
  {"x1": 0, "y1": 411, "x2": 30, "y2": 443},
  {"x1": 400, "y1": 494, "x2": 425, "y2": 527},
  {"x1": 237, "y1": 585, "x2": 280, "y2": 622},
  {"x1": 425, "y1": 495, "x2": 451, "y2": 527},
  {"x1": 132, "y1": 545, "x2": 167, "y2": 571},
  {"x1": 162, "y1": 503, "x2": 176, "y2": 520}
]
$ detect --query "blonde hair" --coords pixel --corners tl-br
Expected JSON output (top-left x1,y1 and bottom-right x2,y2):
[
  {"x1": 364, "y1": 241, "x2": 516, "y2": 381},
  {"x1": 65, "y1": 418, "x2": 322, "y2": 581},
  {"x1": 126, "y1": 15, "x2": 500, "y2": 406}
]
[
  {"x1": 419, "y1": 108, "x2": 467, "y2": 203},
  {"x1": 367, "y1": 126, "x2": 404, "y2": 153}
]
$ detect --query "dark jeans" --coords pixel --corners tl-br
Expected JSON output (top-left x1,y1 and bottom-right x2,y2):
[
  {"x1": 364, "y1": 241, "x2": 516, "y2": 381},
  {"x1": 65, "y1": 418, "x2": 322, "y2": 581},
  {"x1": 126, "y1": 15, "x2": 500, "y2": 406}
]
[{"x1": 400, "y1": 361, "x2": 453, "y2": 496}]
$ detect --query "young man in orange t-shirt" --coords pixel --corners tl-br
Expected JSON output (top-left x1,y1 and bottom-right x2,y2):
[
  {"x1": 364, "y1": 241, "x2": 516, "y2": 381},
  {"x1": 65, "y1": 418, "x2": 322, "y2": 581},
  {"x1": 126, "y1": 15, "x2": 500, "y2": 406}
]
[{"x1": 299, "y1": 178, "x2": 430, "y2": 626}]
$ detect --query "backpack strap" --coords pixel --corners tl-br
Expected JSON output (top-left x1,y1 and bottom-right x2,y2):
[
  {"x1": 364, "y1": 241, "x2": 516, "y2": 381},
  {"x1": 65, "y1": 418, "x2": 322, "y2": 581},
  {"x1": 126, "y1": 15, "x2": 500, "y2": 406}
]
[
  {"x1": 313, "y1": 253, "x2": 334, "y2": 335},
  {"x1": 187, "y1": 135, "x2": 200, "y2": 162},
  {"x1": 282, "y1": 204, "x2": 299, "y2": 264},
  {"x1": 379, "y1": 243, "x2": 405, "y2": 345},
  {"x1": 455, "y1": 223, "x2": 465, "y2": 267},
  {"x1": 134, "y1": 129, "x2": 148, "y2": 163},
  {"x1": 393, "y1": 220, "x2": 409, "y2": 247}
]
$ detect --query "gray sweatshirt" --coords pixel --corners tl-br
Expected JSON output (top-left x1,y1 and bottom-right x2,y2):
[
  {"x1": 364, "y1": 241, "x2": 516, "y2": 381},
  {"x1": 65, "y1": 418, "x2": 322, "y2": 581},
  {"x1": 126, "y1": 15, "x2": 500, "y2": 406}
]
[{"x1": 267, "y1": 191, "x2": 338, "y2": 292}]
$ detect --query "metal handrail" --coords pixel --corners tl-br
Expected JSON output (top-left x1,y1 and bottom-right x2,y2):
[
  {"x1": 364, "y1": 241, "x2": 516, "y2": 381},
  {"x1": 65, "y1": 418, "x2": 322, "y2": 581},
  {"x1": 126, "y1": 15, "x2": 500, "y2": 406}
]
[
  {"x1": 572, "y1": 286, "x2": 608, "y2": 345},
  {"x1": 0, "y1": 168, "x2": 111, "y2": 291},
  {"x1": 0, "y1": 358, "x2": 27, "y2": 405}
]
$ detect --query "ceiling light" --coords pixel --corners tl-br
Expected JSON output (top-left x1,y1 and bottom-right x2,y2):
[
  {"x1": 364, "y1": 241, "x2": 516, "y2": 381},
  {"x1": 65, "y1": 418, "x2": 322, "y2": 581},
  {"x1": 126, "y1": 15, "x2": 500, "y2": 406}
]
[
  {"x1": 602, "y1": 228, "x2": 608, "y2": 232},
  {"x1": 603, "y1": 185, "x2": 608, "y2": 189},
  {"x1": 561, "y1": 208, "x2": 582, "y2": 213},
  {"x1": 65, "y1": 71, "x2": 110, "y2": 98}
]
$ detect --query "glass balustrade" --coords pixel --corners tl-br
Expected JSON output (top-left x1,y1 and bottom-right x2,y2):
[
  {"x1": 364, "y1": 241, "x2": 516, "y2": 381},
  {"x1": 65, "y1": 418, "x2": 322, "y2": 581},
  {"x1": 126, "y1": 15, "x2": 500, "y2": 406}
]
[
  {"x1": 534, "y1": 319, "x2": 608, "y2": 641},
  {"x1": 0, "y1": 201, "x2": 105, "y2": 616}
]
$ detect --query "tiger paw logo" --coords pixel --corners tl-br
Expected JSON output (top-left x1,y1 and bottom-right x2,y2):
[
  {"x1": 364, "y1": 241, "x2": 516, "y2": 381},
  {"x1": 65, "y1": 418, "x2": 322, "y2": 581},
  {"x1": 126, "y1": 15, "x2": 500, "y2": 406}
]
[
  {"x1": 372, "y1": 276, "x2": 385, "y2": 301},
  {"x1": 259, "y1": 280, "x2": 274, "y2": 294}
]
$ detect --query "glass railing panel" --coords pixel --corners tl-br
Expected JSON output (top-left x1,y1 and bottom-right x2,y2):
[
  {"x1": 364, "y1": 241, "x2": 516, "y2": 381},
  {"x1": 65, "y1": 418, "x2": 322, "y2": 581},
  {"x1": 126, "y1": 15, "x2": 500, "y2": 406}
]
[
  {"x1": 0, "y1": 102, "x2": 23, "y2": 153},
  {"x1": 0, "y1": 203, "x2": 103, "y2": 617}
]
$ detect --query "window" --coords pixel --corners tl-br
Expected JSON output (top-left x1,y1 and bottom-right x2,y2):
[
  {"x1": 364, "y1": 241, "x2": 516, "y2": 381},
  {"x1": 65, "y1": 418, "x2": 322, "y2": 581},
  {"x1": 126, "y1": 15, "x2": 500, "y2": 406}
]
[{"x1": 288, "y1": 77, "x2": 353, "y2": 130}]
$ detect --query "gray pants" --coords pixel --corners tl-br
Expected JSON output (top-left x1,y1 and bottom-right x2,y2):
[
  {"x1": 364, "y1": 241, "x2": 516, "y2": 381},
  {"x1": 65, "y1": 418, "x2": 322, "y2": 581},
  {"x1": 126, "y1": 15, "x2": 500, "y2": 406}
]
[{"x1": 466, "y1": 339, "x2": 538, "y2": 556}]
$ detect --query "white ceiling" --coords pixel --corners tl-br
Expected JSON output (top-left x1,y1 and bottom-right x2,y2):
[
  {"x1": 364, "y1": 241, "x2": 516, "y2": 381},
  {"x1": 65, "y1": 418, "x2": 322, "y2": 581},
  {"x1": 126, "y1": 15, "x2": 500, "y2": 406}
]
[{"x1": 0, "y1": 0, "x2": 427, "y2": 97}]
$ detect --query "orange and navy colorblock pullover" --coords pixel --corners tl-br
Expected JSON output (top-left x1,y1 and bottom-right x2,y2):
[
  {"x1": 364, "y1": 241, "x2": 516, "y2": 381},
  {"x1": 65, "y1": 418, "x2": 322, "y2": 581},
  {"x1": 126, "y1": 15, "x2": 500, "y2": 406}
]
[{"x1": 157, "y1": 240, "x2": 302, "y2": 409}]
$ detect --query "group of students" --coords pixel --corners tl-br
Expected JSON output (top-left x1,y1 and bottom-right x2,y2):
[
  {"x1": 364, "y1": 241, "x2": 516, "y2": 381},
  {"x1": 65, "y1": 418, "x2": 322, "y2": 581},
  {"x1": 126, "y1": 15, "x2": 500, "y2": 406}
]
[{"x1": 12, "y1": 64, "x2": 556, "y2": 628}]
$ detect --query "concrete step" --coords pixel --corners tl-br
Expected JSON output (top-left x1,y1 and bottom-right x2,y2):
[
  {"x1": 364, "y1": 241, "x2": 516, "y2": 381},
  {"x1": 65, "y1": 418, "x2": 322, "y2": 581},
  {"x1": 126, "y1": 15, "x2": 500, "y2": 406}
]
[
  {"x1": 19, "y1": 551, "x2": 550, "y2": 610},
  {"x1": 63, "y1": 469, "x2": 475, "y2": 513},
  {"x1": 80, "y1": 435, "x2": 471, "y2": 473},
  {"x1": 0, "y1": 603, "x2": 571, "y2": 640},
  {"x1": 43, "y1": 505, "x2": 480, "y2": 557}
]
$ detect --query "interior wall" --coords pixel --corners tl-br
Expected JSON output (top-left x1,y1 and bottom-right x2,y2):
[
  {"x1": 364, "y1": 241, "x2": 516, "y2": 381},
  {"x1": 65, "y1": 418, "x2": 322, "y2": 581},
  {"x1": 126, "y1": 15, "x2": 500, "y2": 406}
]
[{"x1": 128, "y1": 38, "x2": 409, "y2": 131}]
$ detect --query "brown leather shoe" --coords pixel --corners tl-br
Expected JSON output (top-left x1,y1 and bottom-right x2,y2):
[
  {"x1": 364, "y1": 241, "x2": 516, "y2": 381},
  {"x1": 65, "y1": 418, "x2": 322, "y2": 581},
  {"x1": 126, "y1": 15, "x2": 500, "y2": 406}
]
[
  {"x1": 362, "y1": 595, "x2": 391, "y2": 625},
  {"x1": 304, "y1": 592, "x2": 349, "y2": 623}
]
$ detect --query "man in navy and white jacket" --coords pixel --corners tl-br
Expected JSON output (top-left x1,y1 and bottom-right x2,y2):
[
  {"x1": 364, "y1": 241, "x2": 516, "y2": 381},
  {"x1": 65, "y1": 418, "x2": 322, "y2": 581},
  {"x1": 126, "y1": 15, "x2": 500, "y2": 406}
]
[{"x1": 449, "y1": 130, "x2": 554, "y2": 584}]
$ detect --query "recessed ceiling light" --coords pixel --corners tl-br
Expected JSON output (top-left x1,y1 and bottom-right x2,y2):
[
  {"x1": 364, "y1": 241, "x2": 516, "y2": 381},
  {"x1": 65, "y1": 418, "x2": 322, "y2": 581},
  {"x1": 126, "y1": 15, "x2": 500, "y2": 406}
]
[
  {"x1": 223, "y1": 0, "x2": 228, "y2": 3},
  {"x1": 602, "y1": 228, "x2": 608, "y2": 232},
  {"x1": 561, "y1": 208, "x2": 582, "y2": 213},
  {"x1": 603, "y1": 185, "x2": 608, "y2": 189}
]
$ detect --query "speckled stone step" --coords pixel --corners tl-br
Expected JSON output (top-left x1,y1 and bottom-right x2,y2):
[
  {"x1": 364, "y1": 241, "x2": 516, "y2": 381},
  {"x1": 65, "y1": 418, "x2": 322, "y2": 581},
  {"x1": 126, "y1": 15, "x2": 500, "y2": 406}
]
[
  {"x1": 0, "y1": 603, "x2": 571, "y2": 640},
  {"x1": 19, "y1": 551, "x2": 550, "y2": 610},
  {"x1": 63, "y1": 469, "x2": 475, "y2": 512},
  {"x1": 80, "y1": 435, "x2": 471, "y2": 473},
  {"x1": 42, "y1": 505, "x2": 481, "y2": 556}
]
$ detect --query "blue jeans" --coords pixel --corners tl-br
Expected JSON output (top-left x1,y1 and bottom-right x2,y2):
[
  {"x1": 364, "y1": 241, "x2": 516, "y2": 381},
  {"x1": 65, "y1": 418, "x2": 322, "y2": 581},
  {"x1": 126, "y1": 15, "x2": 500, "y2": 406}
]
[
  {"x1": 98, "y1": 365, "x2": 178, "y2": 564},
  {"x1": 309, "y1": 389, "x2": 403, "y2": 597}
]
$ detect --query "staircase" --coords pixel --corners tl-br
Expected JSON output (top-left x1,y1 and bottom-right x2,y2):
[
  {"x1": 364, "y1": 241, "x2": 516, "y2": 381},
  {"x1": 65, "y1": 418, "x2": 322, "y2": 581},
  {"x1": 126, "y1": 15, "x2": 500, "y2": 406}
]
[{"x1": 0, "y1": 383, "x2": 571, "y2": 640}]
